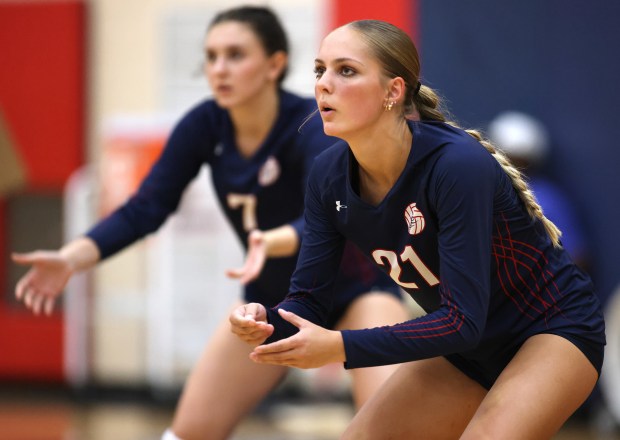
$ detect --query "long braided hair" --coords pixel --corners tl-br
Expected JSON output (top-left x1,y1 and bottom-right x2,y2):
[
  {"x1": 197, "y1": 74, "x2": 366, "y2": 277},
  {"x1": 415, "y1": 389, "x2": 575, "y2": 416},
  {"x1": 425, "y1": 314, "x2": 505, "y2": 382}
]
[{"x1": 348, "y1": 19, "x2": 562, "y2": 246}]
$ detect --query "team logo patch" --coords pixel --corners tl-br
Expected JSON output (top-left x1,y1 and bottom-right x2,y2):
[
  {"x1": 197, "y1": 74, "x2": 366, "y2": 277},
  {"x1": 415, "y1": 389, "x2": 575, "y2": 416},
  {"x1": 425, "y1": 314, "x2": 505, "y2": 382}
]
[
  {"x1": 258, "y1": 156, "x2": 280, "y2": 186},
  {"x1": 404, "y1": 202, "x2": 425, "y2": 235}
]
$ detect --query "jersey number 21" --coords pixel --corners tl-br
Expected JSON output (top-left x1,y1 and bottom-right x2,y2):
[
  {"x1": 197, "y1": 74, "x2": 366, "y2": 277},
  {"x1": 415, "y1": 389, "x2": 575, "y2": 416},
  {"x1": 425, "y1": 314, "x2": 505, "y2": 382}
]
[{"x1": 372, "y1": 246, "x2": 440, "y2": 289}]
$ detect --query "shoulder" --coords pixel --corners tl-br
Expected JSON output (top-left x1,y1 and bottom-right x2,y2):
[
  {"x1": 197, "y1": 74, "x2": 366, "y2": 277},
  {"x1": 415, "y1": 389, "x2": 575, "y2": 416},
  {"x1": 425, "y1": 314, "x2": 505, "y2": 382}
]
[
  {"x1": 309, "y1": 141, "x2": 349, "y2": 183},
  {"x1": 162, "y1": 98, "x2": 225, "y2": 160},
  {"x1": 418, "y1": 122, "x2": 497, "y2": 176},
  {"x1": 172, "y1": 98, "x2": 223, "y2": 134},
  {"x1": 414, "y1": 122, "x2": 500, "y2": 201}
]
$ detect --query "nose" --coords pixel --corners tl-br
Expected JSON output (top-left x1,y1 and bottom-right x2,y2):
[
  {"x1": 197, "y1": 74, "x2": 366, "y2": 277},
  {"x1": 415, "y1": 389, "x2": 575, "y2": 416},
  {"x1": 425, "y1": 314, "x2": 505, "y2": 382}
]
[
  {"x1": 315, "y1": 71, "x2": 332, "y2": 95},
  {"x1": 207, "y1": 56, "x2": 227, "y2": 76}
]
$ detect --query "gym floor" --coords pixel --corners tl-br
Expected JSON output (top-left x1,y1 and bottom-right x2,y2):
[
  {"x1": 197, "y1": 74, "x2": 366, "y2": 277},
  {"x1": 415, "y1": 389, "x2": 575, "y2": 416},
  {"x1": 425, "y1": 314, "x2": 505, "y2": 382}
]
[{"x1": 1, "y1": 385, "x2": 619, "y2": 440}]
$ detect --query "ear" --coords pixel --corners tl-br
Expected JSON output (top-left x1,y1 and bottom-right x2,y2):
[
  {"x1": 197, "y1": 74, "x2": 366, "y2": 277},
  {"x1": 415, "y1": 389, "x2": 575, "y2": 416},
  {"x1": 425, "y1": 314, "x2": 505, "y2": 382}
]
[
  {"x1": 267, "y1": 50, "x2": 288, "y2": 82},
  {"x1": 386, "y1": 76, "x2": 406, "y2": 105}
]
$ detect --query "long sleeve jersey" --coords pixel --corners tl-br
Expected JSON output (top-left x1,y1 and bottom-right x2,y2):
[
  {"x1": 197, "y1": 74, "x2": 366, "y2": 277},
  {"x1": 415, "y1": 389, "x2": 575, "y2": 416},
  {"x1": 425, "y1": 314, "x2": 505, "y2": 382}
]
[
  {"x1": 87, "y1": 90, "x2": 335, "y2": 305},
  {"x1": 266, "y1": 120, "x2": 601, "y2": 368}
]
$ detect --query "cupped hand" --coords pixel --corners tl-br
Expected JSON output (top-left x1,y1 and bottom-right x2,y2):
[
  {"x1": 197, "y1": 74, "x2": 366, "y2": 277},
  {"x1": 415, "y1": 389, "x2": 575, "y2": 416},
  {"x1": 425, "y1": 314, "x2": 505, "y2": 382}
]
[
  {"x1": 250, "y1": 309, "x2": 345, "y2": 369},
  {"x1": 229, "y1": 302, "x2": 274, "y2": 346},
  {"x1": 12, "y1": 251, "x2": 74, "y2": 316},
  {"x1": 226, "y1": 230, "x2": 267, "y2": 285}
]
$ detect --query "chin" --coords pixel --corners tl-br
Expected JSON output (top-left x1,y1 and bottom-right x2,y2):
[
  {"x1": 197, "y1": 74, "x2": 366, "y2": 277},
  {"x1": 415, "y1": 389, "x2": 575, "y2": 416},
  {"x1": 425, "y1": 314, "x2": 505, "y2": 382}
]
[
  {"x1": 321, "y1": 123, "x2": 340, "y2": 138},
  {"x1": 213, "y1": 95, "x2": 238, "y2": 109}
]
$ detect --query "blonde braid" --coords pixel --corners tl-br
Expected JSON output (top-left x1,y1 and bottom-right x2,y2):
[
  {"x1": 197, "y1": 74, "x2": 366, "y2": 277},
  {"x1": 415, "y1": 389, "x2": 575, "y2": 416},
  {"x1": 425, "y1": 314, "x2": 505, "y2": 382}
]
[{"x1": 414, "y1": 85, "x2": 563, "y2": 247}]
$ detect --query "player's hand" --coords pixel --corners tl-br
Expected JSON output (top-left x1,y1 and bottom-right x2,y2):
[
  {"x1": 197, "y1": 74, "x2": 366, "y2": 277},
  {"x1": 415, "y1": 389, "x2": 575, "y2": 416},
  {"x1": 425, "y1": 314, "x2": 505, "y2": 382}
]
[
  {"x1": 12, "y1": 251, "x2": 74, "y2": 316},
  {"x1": 250, "y1": 309, "x2": 346, "y2": 369},
  {"x1": 226, "y1": 229, "x2": 267, "y2": 285},
  {"x1": 229, "y1": 302, "x2": 274, "y2": 346}
]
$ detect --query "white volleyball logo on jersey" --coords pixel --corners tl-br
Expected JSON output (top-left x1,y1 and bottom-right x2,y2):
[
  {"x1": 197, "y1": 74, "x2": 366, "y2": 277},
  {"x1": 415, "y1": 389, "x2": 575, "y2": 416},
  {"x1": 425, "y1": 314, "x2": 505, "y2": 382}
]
[
  {"x1": 258, "y1": 156, "x2": 281, "y2": 186},
  {"x1": 405, "y1": 203, "x2": 425, "y2": 235}
]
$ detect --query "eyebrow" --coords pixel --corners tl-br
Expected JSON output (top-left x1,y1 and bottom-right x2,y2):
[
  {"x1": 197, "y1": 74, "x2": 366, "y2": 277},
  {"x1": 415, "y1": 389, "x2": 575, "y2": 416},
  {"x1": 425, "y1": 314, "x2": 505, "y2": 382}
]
[
  {"x1": 314, "y1": 57, "x2": 364, "y2": 66},
  {"x1": 205, "y1": 43, "x2": 245, "y2": 52}
]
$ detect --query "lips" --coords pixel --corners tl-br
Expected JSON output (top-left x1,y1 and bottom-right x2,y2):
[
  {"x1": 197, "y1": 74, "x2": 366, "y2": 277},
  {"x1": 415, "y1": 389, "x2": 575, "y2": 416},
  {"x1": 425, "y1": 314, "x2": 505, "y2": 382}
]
[
  {"x1": 319, "y1": 102, "x2": 334, "y2": 114},
  {"x1": 215, "y1": 84, "x2": 232, "y2": 94}
]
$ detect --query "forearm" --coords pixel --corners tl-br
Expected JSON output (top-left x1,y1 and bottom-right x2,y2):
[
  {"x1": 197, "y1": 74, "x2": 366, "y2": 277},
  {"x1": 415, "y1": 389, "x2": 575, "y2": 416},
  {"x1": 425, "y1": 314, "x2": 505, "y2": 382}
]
[
  {"x1": 261, "y1": 224, "x2": 299, "y2": 257},
  {"x1": 59, "y1": 237, "x2": 101, "y2": 273}
]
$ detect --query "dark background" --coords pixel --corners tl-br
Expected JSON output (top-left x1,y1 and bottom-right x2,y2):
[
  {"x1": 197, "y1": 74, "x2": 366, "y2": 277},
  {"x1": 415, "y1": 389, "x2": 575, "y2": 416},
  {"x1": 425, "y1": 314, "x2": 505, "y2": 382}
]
[{"x1": 419, "y1": 0, "x2": 620, "y2": 306}]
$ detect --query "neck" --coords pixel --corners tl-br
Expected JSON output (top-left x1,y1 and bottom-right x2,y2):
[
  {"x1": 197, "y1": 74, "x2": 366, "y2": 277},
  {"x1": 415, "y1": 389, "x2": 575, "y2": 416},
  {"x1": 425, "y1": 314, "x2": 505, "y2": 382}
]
[
  {"x1": 229, "y1": 86, "x2": 280, "y2": 158},
  {"x1": 350, "y1": 119, "x2": 412, "y2": 205}
]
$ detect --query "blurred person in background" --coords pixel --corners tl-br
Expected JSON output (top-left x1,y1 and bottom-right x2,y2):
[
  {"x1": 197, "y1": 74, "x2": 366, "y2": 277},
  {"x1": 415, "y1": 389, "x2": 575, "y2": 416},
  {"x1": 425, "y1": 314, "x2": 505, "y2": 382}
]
[
  {"x1": 487, "y1": 111, "x2": 591, "y2": 272},
  {"x1": 230, "y1": 19, "x2": 605, "y2": 439},
  {"x1": 11, "y1": 6, "x2": 409, "y2": 440}
]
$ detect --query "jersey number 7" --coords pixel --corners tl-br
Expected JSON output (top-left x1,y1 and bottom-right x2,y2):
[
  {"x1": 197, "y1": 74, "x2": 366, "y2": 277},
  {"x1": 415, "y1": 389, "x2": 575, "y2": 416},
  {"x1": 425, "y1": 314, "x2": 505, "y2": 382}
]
[{"x1": 227, "y1": 193, "x2": 258, "y2": 231}]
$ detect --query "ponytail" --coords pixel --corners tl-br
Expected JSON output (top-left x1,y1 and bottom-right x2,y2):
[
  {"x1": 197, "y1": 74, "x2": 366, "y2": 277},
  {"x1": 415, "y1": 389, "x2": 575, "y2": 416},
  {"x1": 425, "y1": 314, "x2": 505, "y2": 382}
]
[{"x1": 413, "y1": 86, "x2": 562, "y2": 247}]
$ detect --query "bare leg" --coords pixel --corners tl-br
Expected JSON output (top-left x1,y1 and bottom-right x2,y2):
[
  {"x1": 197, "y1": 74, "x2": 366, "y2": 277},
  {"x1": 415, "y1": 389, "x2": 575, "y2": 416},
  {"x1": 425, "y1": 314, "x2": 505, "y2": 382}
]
[
  {"x1": 342, "y1": 357, "x2": 487, "y2": 439},
  {"x1": 171, "y1": 302, "x2": 288, "y2": 440},
  {"x1": 461, "y1": 334, "x2": 598, "y2": 440},
  {"x1": 336, "y1": 292, "x2": 412, "y2": 409}
]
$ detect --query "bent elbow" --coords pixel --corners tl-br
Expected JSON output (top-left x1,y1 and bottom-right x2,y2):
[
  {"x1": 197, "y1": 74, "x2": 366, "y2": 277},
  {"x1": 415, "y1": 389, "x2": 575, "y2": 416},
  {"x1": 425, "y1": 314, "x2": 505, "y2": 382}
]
[{"x1": 457, "y1": 315, "x2": 484, "y2": 351}]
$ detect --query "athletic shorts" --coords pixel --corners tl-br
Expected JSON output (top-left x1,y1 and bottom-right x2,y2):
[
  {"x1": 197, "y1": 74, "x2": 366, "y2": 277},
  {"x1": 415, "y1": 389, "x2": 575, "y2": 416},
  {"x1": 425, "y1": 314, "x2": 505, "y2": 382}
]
[{"x1": 445, "y1": 289, "x2": 606, "y2": 390}]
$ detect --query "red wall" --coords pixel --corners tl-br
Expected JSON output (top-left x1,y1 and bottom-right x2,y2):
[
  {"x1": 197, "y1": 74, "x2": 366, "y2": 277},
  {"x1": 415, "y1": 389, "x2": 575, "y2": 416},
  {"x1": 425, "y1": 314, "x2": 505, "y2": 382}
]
[
  {"x1": 0, "y1": 1, "x2": 86, "y2": 382},
  {"x1": 0, "y1": 2, "x2": 86, "y2": 191},
  {"x1": 328, "y1": 0, "x2": 418, "y2": 41}
]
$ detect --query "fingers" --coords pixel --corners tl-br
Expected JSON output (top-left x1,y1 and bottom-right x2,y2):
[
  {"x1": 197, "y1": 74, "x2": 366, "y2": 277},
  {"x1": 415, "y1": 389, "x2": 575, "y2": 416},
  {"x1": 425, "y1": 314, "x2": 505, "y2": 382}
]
[
  {"x1": 230, "y1": 304, "x2": 253, "y2": 323},
  {"x1": 225, "y1": 267, "x2": 245, "y2": 279},
  {"x1": 278, "y1": 308, "x2": 307, "y2": 328},
  {"x1": 231, "y1": 321, "x2": 274, "y2": 346},
  {"x1": 250, "y1": 340, "x2": 303, "y2": 368},
  {"x1": 11, "y1": 252, "x2": 35, "y2": 265},
  {"x1": 250, "y1": 351, "x2": 298, "y2": 367},
  {"x1": 225, "y1": 260, "x2": 260, "y2": 284},
  {"x1": 44, "y1": 297, "x2": 56, "y2": 316},
  {"x1": 253, "y1": 337, "x2": 295, "y2": 355},
  {"x1": 229, "y1": 303, "x2": 273, "y2": 345},
  {"x1": 244, "y1": 302, "x2": 267, "y2": 321},
  {"x1": 237, "y1": 266, "x2": 260, "y2": 285},
  {"x1": 230, "y1": 230, "x2": 266, "y2": 285},
  {"x1": 15, "y1": 268, "x2": 57, "y2": 316},
  {"x1": 23, "y1": 287, "x2": 35, "y2": 308},
  {"x1": 18, "y1": 285, "x2": 56, "y2": 316},
  {"x1": 15, "y1": 274, "x2": 29, "y2": 300},
  {"x1": 32, "y1": 293, "x2": 45, "y2": 315}
]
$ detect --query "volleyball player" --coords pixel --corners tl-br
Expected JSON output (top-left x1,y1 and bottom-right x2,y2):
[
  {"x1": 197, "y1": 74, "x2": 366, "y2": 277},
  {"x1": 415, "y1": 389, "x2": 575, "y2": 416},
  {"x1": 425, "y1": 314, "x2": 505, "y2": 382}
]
[
  {"x1": 13, "y1": 9, "x2": 409, "y2": 440},
  {"x1": 231, "y1": 19, "x2": 606, "y2": 439}
]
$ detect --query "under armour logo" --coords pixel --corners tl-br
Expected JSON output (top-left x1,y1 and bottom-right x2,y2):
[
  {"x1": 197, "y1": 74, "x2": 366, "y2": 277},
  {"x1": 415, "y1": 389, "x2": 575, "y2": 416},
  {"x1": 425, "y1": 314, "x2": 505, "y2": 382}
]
[{"x1": 336, "y1": 201, "x2": 347, "y2": 211}]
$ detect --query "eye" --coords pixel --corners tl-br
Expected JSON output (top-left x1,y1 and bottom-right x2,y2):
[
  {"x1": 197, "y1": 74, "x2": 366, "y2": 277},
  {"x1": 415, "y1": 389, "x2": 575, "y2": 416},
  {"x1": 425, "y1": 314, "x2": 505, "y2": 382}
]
[
  {"x1": 205, "y1": 50, "x2": 217, "y2": 63},
  {"x1": 228, "y1": 49, "x2": 244, "y2": 60},
  {"x1": 314, "y1": 66, "x2": 325, "y2": 79},
  {"x1": 340, "y1": 66, "x2": 356, "y2": 77}
]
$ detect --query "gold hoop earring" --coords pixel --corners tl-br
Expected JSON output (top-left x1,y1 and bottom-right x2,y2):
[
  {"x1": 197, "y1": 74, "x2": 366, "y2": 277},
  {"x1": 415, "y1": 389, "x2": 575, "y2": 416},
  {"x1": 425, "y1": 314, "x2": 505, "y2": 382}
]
[{"x1": 384, "y1": 100, "x2": 395, "y2": 111}]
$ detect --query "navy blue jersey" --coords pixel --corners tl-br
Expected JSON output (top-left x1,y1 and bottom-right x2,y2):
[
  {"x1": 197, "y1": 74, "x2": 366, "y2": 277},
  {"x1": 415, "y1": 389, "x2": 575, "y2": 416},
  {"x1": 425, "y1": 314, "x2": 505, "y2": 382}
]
[
  {"x1": 86, "y1": 90, "x2": 398, "y2": 309},
  {"x1": 267, "y1": 120, "x2": 605, "y2": 374}
]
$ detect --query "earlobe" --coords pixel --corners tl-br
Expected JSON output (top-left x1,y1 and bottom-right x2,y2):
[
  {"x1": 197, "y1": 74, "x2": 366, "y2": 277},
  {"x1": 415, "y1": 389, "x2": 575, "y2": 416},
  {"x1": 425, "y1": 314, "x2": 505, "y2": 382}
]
[{"x1": 383, "y1": 76, "x2": 405, "y2": 112}]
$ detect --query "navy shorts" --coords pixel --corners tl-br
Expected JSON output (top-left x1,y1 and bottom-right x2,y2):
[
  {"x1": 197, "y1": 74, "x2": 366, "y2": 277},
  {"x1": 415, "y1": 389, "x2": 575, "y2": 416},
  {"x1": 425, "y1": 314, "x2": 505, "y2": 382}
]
[{"x1": 446, "y1": 289, "x2": 606, "y2": 390}]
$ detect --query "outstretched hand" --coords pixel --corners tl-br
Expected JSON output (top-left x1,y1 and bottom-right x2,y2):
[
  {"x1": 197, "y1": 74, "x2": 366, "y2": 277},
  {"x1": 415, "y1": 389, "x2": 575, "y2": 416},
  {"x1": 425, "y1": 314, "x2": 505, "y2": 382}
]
[
  {"x1": 12, "y1": 251, "x2": 74, "y2": 316},
  {"x1": 229, "y1": 302, "x2": 274, "y2": 346},
  {"x1": 226, "y1": 230, "x2": 267, "y2": 285},
  {"x1": 249, "y1": 309, "x2": 346, "y2": 369}
]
